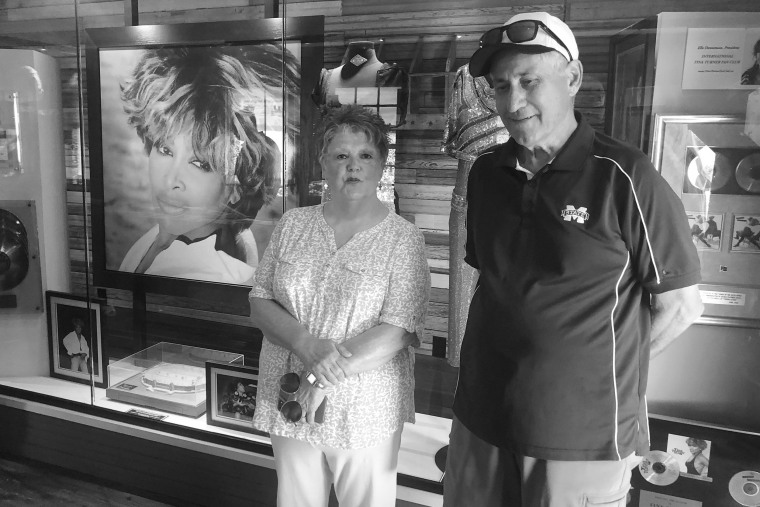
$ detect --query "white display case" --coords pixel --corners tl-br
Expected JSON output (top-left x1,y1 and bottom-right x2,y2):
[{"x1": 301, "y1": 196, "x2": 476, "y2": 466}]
[{"x1": 106, "y1": 342, "x2": 243, "y2": 417}]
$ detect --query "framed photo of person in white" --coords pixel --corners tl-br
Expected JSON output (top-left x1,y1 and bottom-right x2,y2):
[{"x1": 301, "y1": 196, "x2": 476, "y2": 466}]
[{"x1": 46, "y1": 291, "x2": 107, "y2": 388}]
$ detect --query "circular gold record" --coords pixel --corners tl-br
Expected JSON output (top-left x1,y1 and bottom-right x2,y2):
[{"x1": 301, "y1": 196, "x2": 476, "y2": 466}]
[
  {"x1": 736, "y1": 153, "x2": 760, "y2": 194},
  {"x1": 0, "y1": 208, "x2": 29, "y2": 291},
  {"x1": 638, "y1": 450, "x2": 679, "y2": 486},
  {"x1": 729, "y1": 471, "x2": 760, "y2": 507},
  {"x1": 687, "y1": 148, "x2": 731, "y2": 191}
]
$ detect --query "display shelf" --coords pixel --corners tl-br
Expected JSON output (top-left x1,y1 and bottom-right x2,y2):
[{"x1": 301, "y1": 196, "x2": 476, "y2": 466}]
[
  {"x1": 105, "y1": 342, "x2": 243, "y2": 417},
  {"x1": 0, "y1": 376, "x2": 447, "y2": 505}
]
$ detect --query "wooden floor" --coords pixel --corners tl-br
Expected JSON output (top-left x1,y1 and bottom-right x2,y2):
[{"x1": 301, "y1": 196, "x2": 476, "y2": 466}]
[{"x1": 0, "y1": 456, "x2": 177, "y2": 507}]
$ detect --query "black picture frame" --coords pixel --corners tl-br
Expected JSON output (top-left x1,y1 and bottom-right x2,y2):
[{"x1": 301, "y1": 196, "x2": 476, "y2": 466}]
[
  {"x1": 86, "y1": 17, "x2": 324, "y2": 302},
  {"x1": 45, "y1": 290, "x2": 107, "y2": 388},
  {"x1": 206, "y1": 361, "x2": 265, "y2": 435},
  {"x1": 604, "y1": 17, "x2": 657, "y2": 154}
]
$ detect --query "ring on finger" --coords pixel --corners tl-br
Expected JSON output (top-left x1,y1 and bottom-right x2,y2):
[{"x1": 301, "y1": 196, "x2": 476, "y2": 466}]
[{"x1": 306, "y1": 371, "x2": 327, "y2": 389}]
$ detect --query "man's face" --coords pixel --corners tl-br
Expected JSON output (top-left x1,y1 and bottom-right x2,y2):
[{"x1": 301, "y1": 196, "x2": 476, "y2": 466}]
[{"x1": 489, "y1": 49, "x2": 578, "y2": 150}]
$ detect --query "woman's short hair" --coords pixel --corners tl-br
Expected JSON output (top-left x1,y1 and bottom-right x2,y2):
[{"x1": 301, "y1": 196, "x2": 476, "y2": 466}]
[
  {"x1": 685, "y1": 437, "x2": 708, "y2": 450},
  {"x1": 121, "y1": 45, "x2": 300, "y2": 228},
  {"x1": 316, "y1": 104, "x2": 390, "y2": 164}
]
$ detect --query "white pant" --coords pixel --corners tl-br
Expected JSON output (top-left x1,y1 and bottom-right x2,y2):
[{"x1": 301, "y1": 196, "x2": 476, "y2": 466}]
[
  {"x1": 270, "y1": 428, "x2": 403, "y2": 507},
  {"x1": 71, "y1": 354, "x2": 89, "y2": 373}
]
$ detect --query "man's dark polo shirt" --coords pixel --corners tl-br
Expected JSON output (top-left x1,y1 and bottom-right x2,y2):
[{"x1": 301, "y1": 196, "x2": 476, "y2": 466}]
[{"x1": 453, "y1": 113, "x2": 701, "y2": 461}]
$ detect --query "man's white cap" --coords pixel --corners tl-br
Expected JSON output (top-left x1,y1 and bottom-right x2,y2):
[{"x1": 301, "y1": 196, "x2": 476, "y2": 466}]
[{"x1": 469, "y1": 12, "x2": 579, "y2": 77}]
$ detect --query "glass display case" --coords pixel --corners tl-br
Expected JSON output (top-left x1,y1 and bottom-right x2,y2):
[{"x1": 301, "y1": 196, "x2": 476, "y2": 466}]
[
  {"x1": 106, "y1": 342, "x2": 243, "y2": 417},
  {"x1": 1, "y1": 2, "x2": 759, "y2": 506},
  {"x1": 604, "y1": 17, "x2": 657, "y2": 154}
]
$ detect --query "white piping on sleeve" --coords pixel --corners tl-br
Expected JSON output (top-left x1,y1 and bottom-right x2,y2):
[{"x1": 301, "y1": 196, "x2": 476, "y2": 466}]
[
  {"x1": 609, "y1": 252, "x2": 630, "y2": 461},
  {"x1": 594, "y1": 155, "x2": 661, "y2": 285}
]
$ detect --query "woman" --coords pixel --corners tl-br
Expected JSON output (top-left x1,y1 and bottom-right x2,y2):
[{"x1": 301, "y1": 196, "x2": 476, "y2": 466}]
[
  {"x1": 249, "y1": 104, "x2": 430, "y2": 507},
  {"x1": 684, "y1": 437, "x2": 709, "y2": 477},
  {"x1": 118, "y1": 45, "x2": 299, "y2": 284}
]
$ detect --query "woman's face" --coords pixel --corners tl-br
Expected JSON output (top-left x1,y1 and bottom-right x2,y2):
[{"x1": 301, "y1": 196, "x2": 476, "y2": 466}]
[
  {"x1": 148, "y1": 129, "x2": 230, "y2": 238},
  {"x1": 687, "y1": 443, "x2": 701, "y2": 454},
  {"x1": 321, "y1": 128, "x2": 384, "y2": 204}
]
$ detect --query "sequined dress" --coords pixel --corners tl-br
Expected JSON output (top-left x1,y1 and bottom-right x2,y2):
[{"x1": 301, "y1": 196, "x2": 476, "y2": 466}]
[{"x1": 441, "y1": 64, "x2": 509, "y2": 366}]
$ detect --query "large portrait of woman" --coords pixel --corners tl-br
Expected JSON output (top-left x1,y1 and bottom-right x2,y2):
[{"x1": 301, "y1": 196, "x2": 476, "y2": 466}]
[{"x1": 86, "y1": 18, "x2": 323, "y2": 299}]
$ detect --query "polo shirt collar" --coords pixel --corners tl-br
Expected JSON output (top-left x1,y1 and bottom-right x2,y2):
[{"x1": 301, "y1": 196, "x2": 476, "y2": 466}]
[{"x1": 497, "y1": 111, "x2": 594, "y2": 173}]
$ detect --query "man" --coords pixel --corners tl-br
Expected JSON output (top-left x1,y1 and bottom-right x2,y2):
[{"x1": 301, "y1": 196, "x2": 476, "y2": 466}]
[
  {"x1": 62, "y1": 317, "x2": 90, "y2": 374},
  {"x1": 443, "y1": 12, "x2": 704, "y2": 506}
]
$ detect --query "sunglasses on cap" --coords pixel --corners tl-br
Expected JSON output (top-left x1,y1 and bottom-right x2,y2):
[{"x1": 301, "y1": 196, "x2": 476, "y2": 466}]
[{"x1": 479, "y1": 19, "x2": 573, "y2": 61}]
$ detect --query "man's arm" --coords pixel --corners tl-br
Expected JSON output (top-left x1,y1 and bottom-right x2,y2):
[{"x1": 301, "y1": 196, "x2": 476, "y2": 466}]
[{"x1": 649, "y1": 284, "x2": 704, "y2": 358}]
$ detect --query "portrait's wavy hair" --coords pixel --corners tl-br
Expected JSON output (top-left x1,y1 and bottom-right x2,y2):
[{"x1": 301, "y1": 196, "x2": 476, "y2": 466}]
[
  {"x1": 316, "y1": 104, "x2": 390, "y2": 165},
  {"x1": 121, "y1": 44, "x2": 300, "y2": 233},
  {"x1": 685, "y1": 437, "x2": 708, "y2": 451}
]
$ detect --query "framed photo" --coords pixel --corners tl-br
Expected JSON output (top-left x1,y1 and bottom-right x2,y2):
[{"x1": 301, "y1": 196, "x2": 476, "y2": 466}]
[
  {"x1": 604, "y1": 17, "x2": 657, "y2": 154},
  {"x1": 652, "y1": 115, "x2": 760, "y2": 327},
  {"x1": 45, "y1": 291, "x2": 107, "y2": 388},
  {"x1": 686, "y1": 211, "x2": 723, "y2": 251},
  {"x1": 666, "y1": 433, "x2": 713, "y2": 482},
  {"x1": 86, "y1": 18, "x2": 324, "y2": 302},
  {"x1": 206, "y1": 361, "x2": 264, "y2": 435},
  {"x1": 730, "y1": 214, "x2": 760, "y2": 253}
]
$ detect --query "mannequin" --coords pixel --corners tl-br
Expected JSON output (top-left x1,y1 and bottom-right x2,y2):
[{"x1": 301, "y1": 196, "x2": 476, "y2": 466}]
[
  {"x1": 442, "y1": 63, "x2": 509, "y2": 367},
  {"x1": 312, "y1": 41, "x2": 409, "y2": 128},
  {"x1": 331, "y1": 41, "x2": 385, "y2": 86}
]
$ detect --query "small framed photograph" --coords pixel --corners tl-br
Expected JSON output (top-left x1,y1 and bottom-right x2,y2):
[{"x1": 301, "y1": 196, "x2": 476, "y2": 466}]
[
  {"x1": 686, "y1": 211, "x2": 724, "y2": 251},
  {"x1": 666, "y1": 433, "x2": 713, "y2": 482},
  {"x1": 730, "y1": 214, "x2": 760, "y2": 253},
  {"x1": 45, "y1": 291, "x2": 107, "y2": 388},
  {"x1": 206, "y1": 362, "x2": 264, "y2": 435}
]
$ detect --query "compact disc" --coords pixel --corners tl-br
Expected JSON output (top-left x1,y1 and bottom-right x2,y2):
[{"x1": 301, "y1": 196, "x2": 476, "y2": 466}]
[
  {"x1": 736, "y1": 153, "x2": 760, "y2": 194},
  {"x1": 729, "y1": 471, "x2": 760, "y2": 507},
  {"x1": 686, "y1": 148, "x2": 731, "y2": 191},
  {"x1": 0, "y1": 208, "x2": 29, "y2": 291},
  {"x1": 638, "y1": 450, "x2": 679, "y2": 486}
]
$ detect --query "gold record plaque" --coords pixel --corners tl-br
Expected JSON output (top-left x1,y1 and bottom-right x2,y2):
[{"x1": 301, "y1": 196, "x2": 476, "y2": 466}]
[{"x1": 0, "y1": 208, "x2": 29, "y2": 291}]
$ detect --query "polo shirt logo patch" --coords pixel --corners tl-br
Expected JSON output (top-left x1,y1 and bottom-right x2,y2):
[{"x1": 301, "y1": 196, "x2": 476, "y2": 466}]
[{"x1": 560, "y1": 205, "x2": 590, "y2": 224}]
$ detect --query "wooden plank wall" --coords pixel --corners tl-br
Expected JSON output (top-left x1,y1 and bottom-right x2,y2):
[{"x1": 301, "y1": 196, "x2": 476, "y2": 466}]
[{"x1": 2, "y1": 0, "x2": 758, "y2": 360}]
